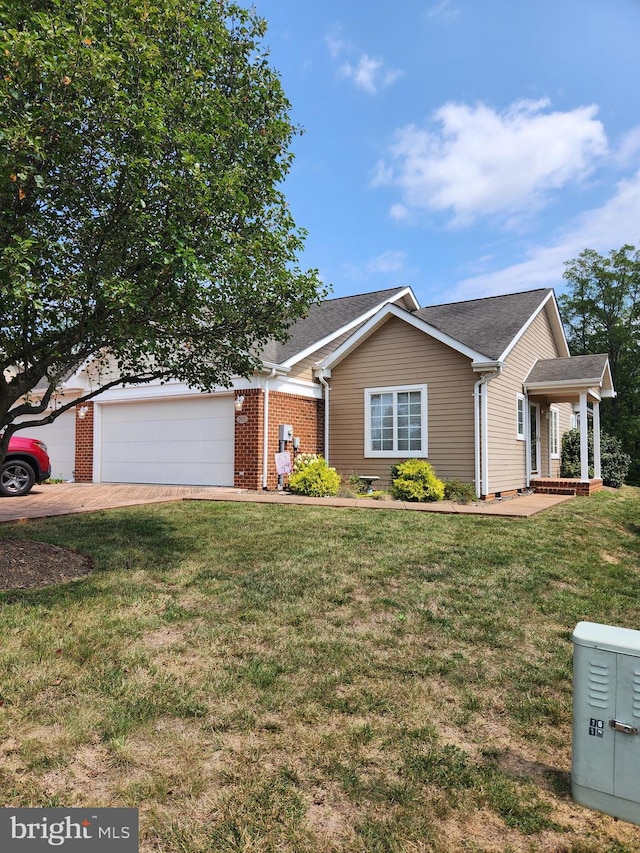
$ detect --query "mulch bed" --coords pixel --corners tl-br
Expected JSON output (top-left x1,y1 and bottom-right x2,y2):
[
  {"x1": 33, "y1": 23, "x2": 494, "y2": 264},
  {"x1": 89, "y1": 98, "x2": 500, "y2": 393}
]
[{"x1": 0, "y1": 540, "x2": 93, "y2": 591}]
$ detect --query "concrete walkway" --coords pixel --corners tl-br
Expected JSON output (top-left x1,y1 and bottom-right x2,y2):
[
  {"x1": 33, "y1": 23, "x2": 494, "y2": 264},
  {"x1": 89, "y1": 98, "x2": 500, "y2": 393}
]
[{"x1": 0, "y1": 482, "x2": 573, "y2": 524}]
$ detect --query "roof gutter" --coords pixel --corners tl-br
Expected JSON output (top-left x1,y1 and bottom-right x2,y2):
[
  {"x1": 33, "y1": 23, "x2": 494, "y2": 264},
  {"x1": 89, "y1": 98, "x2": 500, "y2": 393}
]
[{"x1": 314, "y1": 368, "x2": 331, "y2": 462}]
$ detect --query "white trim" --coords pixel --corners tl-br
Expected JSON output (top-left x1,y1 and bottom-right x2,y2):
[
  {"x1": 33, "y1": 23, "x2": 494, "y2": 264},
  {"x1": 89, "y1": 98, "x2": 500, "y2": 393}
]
[
  {"x1": 593, "y1": 400, "x2": 601, "y2": 479},
  {"x1": 92, "y1": 403, "x2": 103, "y2": 483},
  {"x1": 550, "y1": 406, "x2": 560, "y2": 459},
  {"x1": 364, "y1": 383, "x2": 428, "y2": 458},
  {"x1": 528, "y1": 402, "x2": 541, "y2": 478},
  {"x1": 282, "y1": 287, "x2": 419, "y2": 369},
  {"x1": 498, "y1": 290, "x2": 570, "y2": 362},
  {"x1": 579, "y1": 392, "x2": 589, "y2": 481}
]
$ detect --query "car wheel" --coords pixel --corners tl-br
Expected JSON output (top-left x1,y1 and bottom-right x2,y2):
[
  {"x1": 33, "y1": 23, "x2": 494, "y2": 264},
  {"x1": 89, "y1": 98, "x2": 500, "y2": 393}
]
[{"x1": 0, "y1": 460, "x2": 36, "y2": 497}]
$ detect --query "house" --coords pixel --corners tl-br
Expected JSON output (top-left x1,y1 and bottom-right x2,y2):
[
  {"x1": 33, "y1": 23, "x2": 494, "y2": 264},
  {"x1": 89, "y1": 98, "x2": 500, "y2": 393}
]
[{"x1": 21, "y1": 286, "x2": 614, "y2": 498}]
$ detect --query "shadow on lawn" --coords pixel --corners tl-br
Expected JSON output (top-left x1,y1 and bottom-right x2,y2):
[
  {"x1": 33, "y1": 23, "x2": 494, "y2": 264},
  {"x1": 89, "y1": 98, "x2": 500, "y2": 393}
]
[{"x1": 0, "y1": 507, "x2": 192, "y2": 607}]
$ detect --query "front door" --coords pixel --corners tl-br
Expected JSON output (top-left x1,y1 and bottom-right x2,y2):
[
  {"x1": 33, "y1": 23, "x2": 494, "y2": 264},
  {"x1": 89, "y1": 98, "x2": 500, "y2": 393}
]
[{"x1": 529, "y1": 403, "x2": 540, "y2": 475}]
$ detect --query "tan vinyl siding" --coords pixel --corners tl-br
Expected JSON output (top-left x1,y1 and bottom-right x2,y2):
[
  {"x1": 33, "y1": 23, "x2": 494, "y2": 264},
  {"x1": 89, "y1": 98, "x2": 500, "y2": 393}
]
[
  {"x1": 485, "y1": 304, "x2": 563, "y2": 494},
  {"x1": 287, "y1": 330, "x2": 356, "y2": 384},
  {"x1": 329, "y1": 317, "x2": 476, "y2": 488},
  {"x1": 283, "y1": 295, "x2": 417, "y2": 384}
]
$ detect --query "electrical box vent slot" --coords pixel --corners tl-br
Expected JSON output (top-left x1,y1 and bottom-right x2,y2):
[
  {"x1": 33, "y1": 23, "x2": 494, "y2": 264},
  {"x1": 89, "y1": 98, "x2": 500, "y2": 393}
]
[
  {"x1": 632, "y1": 670, "x2": 640, "y2": 718},
  {"x1": 587, "y1": 661, "x2": 610, "y2": 708}
]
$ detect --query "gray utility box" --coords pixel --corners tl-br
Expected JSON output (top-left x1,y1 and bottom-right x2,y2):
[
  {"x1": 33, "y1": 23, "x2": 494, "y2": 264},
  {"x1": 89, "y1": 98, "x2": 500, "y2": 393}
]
[{"x1": 572, "y1": 620, "x2": 640, "y2": 825}]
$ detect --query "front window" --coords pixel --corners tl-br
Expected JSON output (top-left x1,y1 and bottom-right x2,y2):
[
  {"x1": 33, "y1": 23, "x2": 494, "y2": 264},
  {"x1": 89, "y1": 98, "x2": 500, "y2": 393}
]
[
  {"x1": 516, "y1": 394, "x2": 526, "y2": 440},
  {"x1": 365, "y1": 385, "x2": 427, "y2": 457}
]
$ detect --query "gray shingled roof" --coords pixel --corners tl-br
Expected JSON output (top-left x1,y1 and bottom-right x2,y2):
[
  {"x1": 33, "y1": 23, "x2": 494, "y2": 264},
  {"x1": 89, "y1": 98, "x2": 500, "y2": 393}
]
[
  {"x1": 414, "y1": 288, "x2": 553, "y2": 361},
  {"x1": 260, "y1": 287, "x2": 408, "y2": 365},
  {"x1": 525, "y1": 354, "x2": 610, "y2": 385}
]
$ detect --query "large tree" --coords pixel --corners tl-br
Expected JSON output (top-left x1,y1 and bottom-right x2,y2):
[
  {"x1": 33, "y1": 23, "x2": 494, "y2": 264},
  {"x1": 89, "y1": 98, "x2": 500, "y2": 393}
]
[
  {"x1": 558, "y1": 244, "x2": 640, "y2": 482},
  {"x1": 0, "y1": 0, "x2": 323, "y2": 459}
]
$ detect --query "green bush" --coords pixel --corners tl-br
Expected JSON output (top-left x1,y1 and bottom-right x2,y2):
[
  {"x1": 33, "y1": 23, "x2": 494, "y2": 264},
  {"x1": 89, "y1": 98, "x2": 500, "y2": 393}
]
[
  {"x1": 287, "y1": 454, "x2": 341, "y2": 497},
  {"x1": 443, "y1": 478, "x2": 477, "y2": 504},
  {"x1": 390, "y1": 459, "x2": 445, "y2": 502},
  {"x1": 560, "y1": 428, "x2": 631, "y2": 489}
]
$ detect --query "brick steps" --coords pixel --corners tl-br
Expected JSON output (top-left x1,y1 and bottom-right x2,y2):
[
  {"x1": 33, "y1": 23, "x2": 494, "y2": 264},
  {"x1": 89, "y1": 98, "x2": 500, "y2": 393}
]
[{"x1": 531, "y1": 478, "x2": 603, "y2": 497}]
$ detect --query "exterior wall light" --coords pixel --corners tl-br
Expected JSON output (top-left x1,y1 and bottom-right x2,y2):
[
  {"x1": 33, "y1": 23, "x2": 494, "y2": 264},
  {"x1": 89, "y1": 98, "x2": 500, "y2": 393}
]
[
  {"x1": 234, "y1": 395, "x2": 245, "y2": 413},
  {"x1": 78, "y1": 405, "x2": 89, "y2": 419}
]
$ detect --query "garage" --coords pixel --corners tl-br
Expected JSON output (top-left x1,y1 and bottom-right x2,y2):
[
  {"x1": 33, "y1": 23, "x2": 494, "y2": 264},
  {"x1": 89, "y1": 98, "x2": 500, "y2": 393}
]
[
  {"x1": 98, "y1": 396, "x2": 234, "y2": 486},
  {"x1": 14, "y1": 410, "x2": 76, "y2": 482}
]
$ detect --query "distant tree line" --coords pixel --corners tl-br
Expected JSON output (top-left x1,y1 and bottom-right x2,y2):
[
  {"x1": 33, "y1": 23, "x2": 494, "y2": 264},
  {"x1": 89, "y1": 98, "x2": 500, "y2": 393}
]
[{"x1": 558, "y1": 244, "x2": 640, "y2": 484}]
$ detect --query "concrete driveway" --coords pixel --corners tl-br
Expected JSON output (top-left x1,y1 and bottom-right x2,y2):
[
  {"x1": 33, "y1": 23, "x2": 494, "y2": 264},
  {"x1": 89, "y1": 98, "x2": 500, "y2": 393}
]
[
  {"x1": 0, "y1": 483, "x2": 227, "y2": 523},
  {"x1": 0, "y1": 482, "x2": 573, "y2": 523}
]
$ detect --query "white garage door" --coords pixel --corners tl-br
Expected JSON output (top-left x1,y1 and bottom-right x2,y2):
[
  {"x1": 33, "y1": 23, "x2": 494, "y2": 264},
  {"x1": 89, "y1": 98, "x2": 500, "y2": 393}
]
[
  {"x1": 13, "y1": 410, "x2": 76, "y2": 481},
  {"x1": 99, "y1": 396, "x2": 234, "y2": 486}
]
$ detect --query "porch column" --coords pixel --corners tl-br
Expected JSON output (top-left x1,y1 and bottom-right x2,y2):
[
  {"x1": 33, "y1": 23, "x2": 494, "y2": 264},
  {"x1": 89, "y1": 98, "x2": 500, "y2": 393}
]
[
  {"x1": 579, "y1": 392, "x2": 589, "y2": 482},
  {"x1": 592, "y1": 399, "x2": 601, "y2": 480}
]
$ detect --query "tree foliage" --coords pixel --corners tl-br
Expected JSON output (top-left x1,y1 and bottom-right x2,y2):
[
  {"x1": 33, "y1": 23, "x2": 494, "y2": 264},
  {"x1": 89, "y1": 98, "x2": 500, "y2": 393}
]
[
  {"x1": 0, "y1": 0, "x2": 323, "y2": 456},
  {"x1": 560, "y1": 428, "x2": 631, "y2": 489},
  {"x1": 558, "y1": 245, "x2": 640, "y2": 483}
]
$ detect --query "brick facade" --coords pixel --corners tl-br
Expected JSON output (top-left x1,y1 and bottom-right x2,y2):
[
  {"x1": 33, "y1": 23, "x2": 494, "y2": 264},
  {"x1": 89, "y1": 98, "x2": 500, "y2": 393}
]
[
  {"x1": 233, "y1": 389, "x2": 264, "y2": 491},
  {"x1": 234, "y1": 390, "x2": 324, "y2": 490},
  {"x1": 74, "y1": 402, "x2": 94, "y2": 482}
]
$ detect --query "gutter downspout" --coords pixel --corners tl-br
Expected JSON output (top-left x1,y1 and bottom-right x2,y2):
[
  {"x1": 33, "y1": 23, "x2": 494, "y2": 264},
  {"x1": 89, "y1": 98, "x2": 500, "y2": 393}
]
[
  {"x1": 473, "y1": 366, "x2": 502, "y2": 498},
  {"x1": 317, "y1": 370, "x2": 331, "y2": 463},
  {"x1": 262, "y1": 368, "x2": 277, "y2": 489}
]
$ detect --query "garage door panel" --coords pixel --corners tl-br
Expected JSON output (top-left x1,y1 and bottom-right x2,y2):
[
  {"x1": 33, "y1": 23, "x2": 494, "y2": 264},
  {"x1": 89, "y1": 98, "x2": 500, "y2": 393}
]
[
  {"x1": 103, "y1": 461, "x2": 232, "y2": 486},
  {"x1": 100, "y1": 397, "x2": 234, "y2": 486},
  {"x1": 13, "y1": 411, "x2": 76, "y2": 481}
]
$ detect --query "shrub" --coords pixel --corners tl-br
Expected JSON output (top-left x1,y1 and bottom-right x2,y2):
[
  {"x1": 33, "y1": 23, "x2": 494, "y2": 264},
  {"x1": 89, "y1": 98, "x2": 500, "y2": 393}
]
[
  {"x1": 390, "y1": 459, "x2": 445, "y2": 502},
  {"x1": 287, "y1": 454, "x2": 341, "y2": 497},
  {"x1": 560, "y1": 428, "x2": 631, "y2": 489},
  {"x1": 444, "y1": 478, "x2": 477, "y2": 504}
]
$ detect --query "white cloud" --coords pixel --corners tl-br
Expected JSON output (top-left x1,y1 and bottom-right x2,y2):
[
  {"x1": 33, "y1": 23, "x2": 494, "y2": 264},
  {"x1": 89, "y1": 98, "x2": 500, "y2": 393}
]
[
  {"x1": 377, "y1": 99, "x2": 608, "y2": 226},
  {"x1": 615, "y1": 125, "x2": 640, "y2": 167},
  {"x1": 445, "y1": 170, "x2": 640, "y2": 301},
  {"x1": 426, "y1": 0, "x2": 460, "y2": 21},
  {"x1": 342, "y1": 250, "x2": 411, "y2": 283},
  {"x1": 339, "y1": 54, "x2": 403, "y2": 95},
  {"x1": 326, "y1": 30, "x2": 402, "y2": 95},
  {"x1": 325, "y1": 33, "x2": 351, "y2": 60},
  {"x1": 390, "y1": 203, "x2": 410, "y2": 221},
  {"x1": 365, "y1": 250, "x2": 408, "y2": 274}
]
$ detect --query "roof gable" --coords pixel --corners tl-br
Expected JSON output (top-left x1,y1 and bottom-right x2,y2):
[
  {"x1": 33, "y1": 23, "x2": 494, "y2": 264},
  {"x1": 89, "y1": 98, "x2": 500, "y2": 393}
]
[
  {"x1": 322, "y1": 303, "x2": 489, "y2": 370},
  {"x1": 414, "y1": 288, "x2": 568, "y2": 361},
  {"x1": 259, "y1": 287, "x2": 419, "y2": 367},
  {"x1": 321, "y1": 287, "x2": 569, "y2": 371},
  {"x1": 524, "y1": 354, "x2": 615, "y2": 398}
]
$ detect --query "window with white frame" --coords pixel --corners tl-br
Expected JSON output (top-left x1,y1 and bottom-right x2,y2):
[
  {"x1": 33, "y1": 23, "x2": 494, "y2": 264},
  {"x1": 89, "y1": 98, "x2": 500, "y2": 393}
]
[
  {"x1": 365, "y1": 384, "x2": 427, "y2": 457},
  {"x1": 550, "y1": 406, "x2": 560, "y2": 458},
  {"x1": 516, "y1": 394, "x2": 526, "y2": 440}
]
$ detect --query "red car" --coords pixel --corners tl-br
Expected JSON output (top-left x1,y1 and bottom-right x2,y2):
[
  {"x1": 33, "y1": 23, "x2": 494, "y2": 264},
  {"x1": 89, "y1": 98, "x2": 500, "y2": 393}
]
[{"x1": 0, "y1": 435, "x2": 52, "y2": 497}]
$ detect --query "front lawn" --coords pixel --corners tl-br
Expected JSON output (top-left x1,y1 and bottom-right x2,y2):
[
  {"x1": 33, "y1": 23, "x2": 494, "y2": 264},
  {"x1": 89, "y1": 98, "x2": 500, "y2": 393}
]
[{"x1": 1, "y1": 489, "x2": 640, "y2": 852}]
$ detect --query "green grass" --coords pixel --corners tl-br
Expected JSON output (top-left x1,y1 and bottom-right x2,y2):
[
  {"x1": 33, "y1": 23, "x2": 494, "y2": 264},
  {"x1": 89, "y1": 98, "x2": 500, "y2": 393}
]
[{"x1": 2, "y1": 488, "x2": 640, "y2": 852}]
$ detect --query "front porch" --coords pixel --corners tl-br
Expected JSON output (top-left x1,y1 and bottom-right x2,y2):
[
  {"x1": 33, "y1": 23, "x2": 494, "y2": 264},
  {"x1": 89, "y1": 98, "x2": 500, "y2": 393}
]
[
  {"x1": 523, "y1": 354, "x2": 615, "y2": 495},
  {"x1": 530, "y1": 477, "x2": 603, "y2": 497}
]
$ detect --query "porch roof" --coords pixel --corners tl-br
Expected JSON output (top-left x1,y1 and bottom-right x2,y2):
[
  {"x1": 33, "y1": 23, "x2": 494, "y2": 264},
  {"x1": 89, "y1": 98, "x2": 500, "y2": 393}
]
[{"x1": 523, "y1": 354, "x2": 615, "y2": 402}]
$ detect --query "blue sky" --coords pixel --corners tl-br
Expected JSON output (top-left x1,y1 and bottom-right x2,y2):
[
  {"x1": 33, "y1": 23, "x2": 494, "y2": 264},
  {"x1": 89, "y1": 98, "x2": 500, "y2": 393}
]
[{"x1": 253, "y1": 0, "x2": 640, "y2": 307}]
